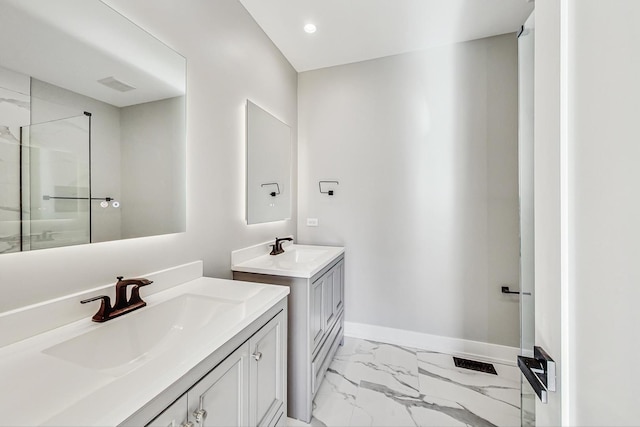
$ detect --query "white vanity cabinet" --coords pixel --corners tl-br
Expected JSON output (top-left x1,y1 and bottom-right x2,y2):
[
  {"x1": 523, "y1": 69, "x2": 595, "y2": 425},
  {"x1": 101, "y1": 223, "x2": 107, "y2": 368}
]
[
  {"x1": 233, "y1": 253, "x2": 344, "y2": 423},
  {"x1": 125, "y1": 302, "x2": 287, "y2": 427}
]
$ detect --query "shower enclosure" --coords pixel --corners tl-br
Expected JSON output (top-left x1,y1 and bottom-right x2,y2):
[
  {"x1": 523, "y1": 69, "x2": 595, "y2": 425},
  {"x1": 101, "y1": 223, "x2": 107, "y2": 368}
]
[
  {"x1": 518, "y1": 11, "x2": 536, "y2": 427},
  {"x1": 20, "y1": 113, "x2": 91, "y2": 251}
]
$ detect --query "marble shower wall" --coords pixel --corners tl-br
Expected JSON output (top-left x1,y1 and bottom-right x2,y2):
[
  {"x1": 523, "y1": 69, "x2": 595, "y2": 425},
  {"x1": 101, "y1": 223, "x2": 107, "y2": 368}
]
[{"x1": 0, "y1": 66, "x2": 30, "y2": 254}]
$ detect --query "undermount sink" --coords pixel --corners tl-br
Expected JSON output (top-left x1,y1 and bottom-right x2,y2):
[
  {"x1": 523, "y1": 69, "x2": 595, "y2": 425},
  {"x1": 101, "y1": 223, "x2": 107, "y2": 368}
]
[
  {"x1": 277, "y1": 247, "x2": 328, "y2": 263},
  {"x1": 232, "y1": 244, "x2": 345, "y2": 278},
  {"x1": 250, "y1": 246, "x2": 330, "y2": 270},
  {"x1": 43, "y1": 294, "x2": 240, "y2": 375}
]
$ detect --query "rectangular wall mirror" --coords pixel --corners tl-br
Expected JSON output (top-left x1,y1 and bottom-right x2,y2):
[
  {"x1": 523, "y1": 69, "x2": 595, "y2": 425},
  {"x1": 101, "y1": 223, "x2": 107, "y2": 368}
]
[
  {"x1": 246, "y1": 100, "x2": 291, "y2": 224},
  {"x1": 0, "y1": 0, "x2": 186, "y2": 254}
]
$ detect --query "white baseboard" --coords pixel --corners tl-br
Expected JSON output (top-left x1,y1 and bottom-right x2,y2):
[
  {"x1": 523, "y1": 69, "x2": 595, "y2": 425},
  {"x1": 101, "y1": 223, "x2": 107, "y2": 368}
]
[{"x1": 344, "y1": 321, "x2": 519, "y2": 366}]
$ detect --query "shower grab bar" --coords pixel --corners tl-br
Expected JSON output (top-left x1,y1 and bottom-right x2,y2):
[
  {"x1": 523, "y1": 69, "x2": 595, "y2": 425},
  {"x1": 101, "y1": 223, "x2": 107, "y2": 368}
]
[
  {"x1": 42, "y1": 195, "x2": 114, "y2": 201},
  {"x1": 501, "y1": 286, "x2": 532, "y2": 296}
]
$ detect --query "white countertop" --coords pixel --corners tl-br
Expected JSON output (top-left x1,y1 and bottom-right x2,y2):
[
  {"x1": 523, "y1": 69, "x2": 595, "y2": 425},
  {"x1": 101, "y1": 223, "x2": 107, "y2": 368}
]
[
  {"x1": 232, "y1": 244, "x2": 345, "y2": 278},
  {"x1": 0, "y1": 277, "x2": 288, "y2": 426}
]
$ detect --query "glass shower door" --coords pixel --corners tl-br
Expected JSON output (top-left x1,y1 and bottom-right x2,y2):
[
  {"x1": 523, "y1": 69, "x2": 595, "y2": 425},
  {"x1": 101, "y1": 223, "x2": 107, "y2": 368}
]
[
  {"x1": 518, "y1": 11, "x2": 535, "y2": 427},
  {"x1": 21, "y1": 114, "x2": 91, "y2": 251}
]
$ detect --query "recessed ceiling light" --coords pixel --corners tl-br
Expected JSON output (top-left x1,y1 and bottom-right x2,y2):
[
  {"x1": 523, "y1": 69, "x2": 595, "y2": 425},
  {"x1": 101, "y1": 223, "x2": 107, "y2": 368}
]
[{"x1": 304, "y1": 23, "x2": 316, "y2": 34}]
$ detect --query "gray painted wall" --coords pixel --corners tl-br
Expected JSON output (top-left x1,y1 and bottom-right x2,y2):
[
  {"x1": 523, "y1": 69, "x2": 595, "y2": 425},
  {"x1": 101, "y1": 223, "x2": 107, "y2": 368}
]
[
  {"x1": 297, "y1": 34, "x2": 520, "y2": 347},
  {"x1": 120, "y1": 96, "x2": 186, "y2": 239},
  {"x1": 0, "y1": 0, "x2": 297, "y2": 312}
]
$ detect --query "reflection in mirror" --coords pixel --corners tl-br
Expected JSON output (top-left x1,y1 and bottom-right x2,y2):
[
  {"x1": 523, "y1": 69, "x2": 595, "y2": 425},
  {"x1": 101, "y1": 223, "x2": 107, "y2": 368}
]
[
  {"x1": 0, "y1": 0, "x2": 186, "y2": 254},
  {"x1": 246, "y1": 100, "x2": 291, "y2": 224},
  {"x1": 22, "y1": 114, "x2": 91, "y2": 251}
]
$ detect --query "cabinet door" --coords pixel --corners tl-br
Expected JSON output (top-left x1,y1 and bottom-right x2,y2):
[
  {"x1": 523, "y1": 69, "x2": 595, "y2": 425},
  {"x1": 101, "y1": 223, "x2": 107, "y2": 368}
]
[
  {"x1": 310, "y1": 276, "x2": 325, "y2": 351},
  {"x1": 322, "y1": 269, "x2": 335, "y2": 332},
  {"x1": 146, "y1": 395, "x2": 188, "y2": 427},
  {"x1": 188, "y1": 342, "x2": 250, "y2": 427},
  {"x1": 332, "y1": 261, "x2": 344, "y2": 315},
  {"x1": 249, "y1": 311, "x2": 285, "y2": 427}
]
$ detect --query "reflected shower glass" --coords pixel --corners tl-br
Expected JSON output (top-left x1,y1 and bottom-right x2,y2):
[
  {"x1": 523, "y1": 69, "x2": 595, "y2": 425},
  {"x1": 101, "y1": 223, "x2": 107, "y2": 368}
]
[
  {"x1": 518, "y1": 11, "x2": 536, "y2": 425},
  {"x1": 21, "y1": 114, "x2": 90, "y2": 250}
]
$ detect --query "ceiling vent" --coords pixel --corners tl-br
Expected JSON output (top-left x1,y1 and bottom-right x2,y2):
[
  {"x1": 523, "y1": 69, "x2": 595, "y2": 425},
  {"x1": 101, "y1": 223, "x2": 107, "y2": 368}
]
[{"x1": 97, "y1": 76, "x2": 136, "y2": 92}]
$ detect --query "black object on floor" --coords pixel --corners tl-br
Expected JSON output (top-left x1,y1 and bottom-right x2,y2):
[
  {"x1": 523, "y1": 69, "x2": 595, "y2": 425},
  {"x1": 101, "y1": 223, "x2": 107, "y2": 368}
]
[{"x1": 453, "y1": 357, "x2": 498, "y2": 375}]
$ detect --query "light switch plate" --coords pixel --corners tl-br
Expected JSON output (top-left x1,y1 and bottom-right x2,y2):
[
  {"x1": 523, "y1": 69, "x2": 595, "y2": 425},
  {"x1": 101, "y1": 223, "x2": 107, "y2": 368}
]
[{"x1": 306, "y1": 218, "x2": 319, "y2": 227}]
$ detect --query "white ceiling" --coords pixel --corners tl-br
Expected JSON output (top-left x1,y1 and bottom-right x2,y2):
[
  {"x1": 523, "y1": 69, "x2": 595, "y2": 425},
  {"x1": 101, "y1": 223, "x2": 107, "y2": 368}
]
[{"x1": 239, "y1": 0, "x2": 534, "y2": 72}]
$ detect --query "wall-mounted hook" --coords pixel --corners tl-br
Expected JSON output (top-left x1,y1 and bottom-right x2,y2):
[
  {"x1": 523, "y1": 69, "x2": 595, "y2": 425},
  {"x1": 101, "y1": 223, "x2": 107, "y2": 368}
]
[
  {"x1": 261, "y1": 182, "x2": 280, "y2": 197},
  {"x1": 319, "y1": 180, "x2": 339, "y2": 196}
]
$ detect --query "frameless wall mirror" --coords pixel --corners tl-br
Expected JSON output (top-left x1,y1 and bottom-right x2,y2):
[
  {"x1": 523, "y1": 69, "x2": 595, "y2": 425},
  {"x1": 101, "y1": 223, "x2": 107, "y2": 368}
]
[
  {"x1": 246, "y1": 100, "x2": 291, "y2": 224},
  {"x1": 0, "y1": 0, "x2": 186, "y2": 254}
]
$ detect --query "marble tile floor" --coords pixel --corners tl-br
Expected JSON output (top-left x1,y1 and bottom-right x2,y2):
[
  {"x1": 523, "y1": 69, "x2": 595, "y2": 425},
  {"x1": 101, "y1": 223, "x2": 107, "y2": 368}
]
[{"x1": 287, "y1": 337, "x2": 522, "y2": 427}]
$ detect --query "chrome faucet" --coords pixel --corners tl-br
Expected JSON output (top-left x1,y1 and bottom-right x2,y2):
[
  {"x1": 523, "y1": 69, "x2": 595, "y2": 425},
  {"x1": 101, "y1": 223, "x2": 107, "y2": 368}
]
[
  {"x1": 270, "y1": 237, "x2": 293, "y2": 255},
  {"x1": 81, "y1": 276, "x2": 153, "y2": 322}
]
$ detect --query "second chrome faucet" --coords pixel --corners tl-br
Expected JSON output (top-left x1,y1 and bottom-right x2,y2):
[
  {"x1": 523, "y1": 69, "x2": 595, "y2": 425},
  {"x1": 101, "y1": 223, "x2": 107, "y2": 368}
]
[{"x1": 81, "y1": 276, "x2": 153, "y2": 322}]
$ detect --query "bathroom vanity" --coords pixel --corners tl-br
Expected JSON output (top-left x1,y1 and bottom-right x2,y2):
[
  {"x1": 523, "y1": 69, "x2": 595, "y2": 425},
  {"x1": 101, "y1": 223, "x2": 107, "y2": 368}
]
[
  {"x1": 232, "y1": 243, "x2": 345, "y2": 423},
  {"x1": 0, "y1": 262, "x2": 288, "y2": 426},
  {"x1": 124, "y1": 293, "x2": 287, "y2": 427}
]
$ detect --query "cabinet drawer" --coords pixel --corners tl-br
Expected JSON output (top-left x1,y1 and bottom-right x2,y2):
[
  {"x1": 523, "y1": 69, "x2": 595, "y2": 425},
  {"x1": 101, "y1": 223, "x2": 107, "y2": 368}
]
[{"x1": 311, "y1": 312, "x2": 344, "y2": 395}]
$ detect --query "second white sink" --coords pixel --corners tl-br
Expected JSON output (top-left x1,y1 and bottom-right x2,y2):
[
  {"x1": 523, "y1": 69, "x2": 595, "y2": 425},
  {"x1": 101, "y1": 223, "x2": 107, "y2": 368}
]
[
  {"x1": 277, "y1": 247, "x2": 328, "y2": 263},
  {"x1": 232, "y1": 244, "x2": 345, "y2": 278}
]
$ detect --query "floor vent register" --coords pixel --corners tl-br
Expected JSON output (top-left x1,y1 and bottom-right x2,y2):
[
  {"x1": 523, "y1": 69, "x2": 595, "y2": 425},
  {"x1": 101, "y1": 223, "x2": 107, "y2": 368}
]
[{"x1": 453, "y1": 357, "x2": 498, "y2": 375}]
